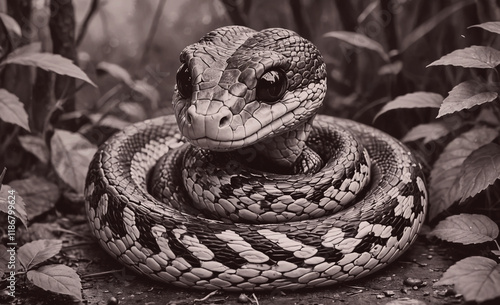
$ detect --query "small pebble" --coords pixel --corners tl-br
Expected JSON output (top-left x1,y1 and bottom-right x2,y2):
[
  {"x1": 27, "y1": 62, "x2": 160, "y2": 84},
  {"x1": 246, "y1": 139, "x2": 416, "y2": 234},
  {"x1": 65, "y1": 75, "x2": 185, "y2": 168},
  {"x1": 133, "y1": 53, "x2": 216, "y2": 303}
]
[
  {"x1": 384, "y1": 290, "x2": 396, "y2": 297},
  {"x1": 403, "y1": 277, "x2": 423, "y2": 287},
  {"x1": 377, "y1": 294, "x2": 385, "y2": 299},
  {"x1": 237, "y1": 293, "x2": 250, "y2": 303},
  {"x1": 107, "y1": 297, "x2": 119, "y2": 305},
  {"x1": 423, "y1": 291, "x2": 430, "y2": 296},
  {"x1": 427, "y1": 255, "x2": 433, "y2": 259}
]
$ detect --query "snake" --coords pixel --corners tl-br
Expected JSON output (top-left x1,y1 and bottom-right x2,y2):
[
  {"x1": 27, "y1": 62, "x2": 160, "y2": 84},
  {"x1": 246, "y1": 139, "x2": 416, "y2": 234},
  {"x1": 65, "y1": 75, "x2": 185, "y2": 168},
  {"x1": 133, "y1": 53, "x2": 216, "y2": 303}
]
[{"x1": 84, "y1": 26, "x2": 428, "y2": 291}]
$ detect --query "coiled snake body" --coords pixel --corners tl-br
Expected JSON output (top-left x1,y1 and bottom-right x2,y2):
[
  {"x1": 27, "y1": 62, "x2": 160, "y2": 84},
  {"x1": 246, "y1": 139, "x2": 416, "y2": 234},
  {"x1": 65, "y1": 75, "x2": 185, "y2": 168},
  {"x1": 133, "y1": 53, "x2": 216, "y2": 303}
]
[{"x1": 85, "y1": 26, "x2": 428, "y2": 291}]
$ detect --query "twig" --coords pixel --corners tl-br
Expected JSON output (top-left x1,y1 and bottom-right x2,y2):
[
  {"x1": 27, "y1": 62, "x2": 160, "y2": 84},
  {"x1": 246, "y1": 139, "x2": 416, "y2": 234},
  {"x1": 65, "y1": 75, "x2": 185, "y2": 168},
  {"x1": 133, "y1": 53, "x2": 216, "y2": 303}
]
[
  {"x1": 251, "y1": 293, "x2": 260, "y2": 305},
  {"x1": 194, "y1": 290, "x2": 218, "y2": 302},
  {"x1": 0, "y1": 167, "x2": 6, "y2": 187},
  {"x1": 76, "y1": 0, "x2": 100, "y2": 46},
  {"x1": 80, "y1": 269, "x2": 123, "y2": 278},
  {"x1": 141, "y1": 0, "x2": 167, "y2": 65}
]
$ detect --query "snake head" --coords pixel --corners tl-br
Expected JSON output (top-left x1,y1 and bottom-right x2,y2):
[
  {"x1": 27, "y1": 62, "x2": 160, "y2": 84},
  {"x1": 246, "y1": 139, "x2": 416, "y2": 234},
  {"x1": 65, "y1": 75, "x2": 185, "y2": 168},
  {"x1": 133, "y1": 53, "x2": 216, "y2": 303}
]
[{"x1": 173, "y1": 26, "x2": 327, "y2": 151}]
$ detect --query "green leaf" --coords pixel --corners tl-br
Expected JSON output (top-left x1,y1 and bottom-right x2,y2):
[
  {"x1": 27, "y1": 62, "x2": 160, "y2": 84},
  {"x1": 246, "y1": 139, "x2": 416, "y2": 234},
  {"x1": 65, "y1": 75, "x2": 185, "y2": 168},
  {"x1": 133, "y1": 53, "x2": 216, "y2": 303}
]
[
  {"x1": 27, "y1": 264, "x2": 82, "y2": 300},
  {"x1": 437, "y1": 80, "x2": 498, "y2": 118},
  {"x1": 454, "y1": 143, "x2": 500, "y2": 202},
  {"x1": 9, "y1": 176, "x2": 60, "y2": 220},
  {"x1": 435, "y1": 256, "x2": 500, "y2": 303},
  {"x1": 0, "y1": 184, "x2": 28, "y2": 228},
  {"x1": 323, "y1": 31, "x2": 389, "y2": 62},
  {"x1": 427, "y1": 46, "x2": 500, "y2": 69},
  {"x1": 18, "y1": 135, "x2": 50, "y2": 164},
  {"x1": 373, "y1": 92, "x2": 442, "y2": 121},
  {"x1": 429, "y1": 127, "x2": 499, "y2": 220},
  {"x1": 2, "y1": 51, "x2": 96, "y2": 87},
  {"x1": 431, "y1": 214, "x2": 499, "y2": 244},
  {"x1": 469, "y1": 21, "x2": 500, "y2": 35},
  {"x1": 50, "y1": 129, "x2": 97, "y2": 194},
  {"x1": 18, "y1": 239, "x2": 62, "y2": 270},
  {"x1": 402, "y1": 122, "x2": 451, "y2": 143},
  {"x1": 0, "y1": 89, "x2": 30, "y2": 131}
]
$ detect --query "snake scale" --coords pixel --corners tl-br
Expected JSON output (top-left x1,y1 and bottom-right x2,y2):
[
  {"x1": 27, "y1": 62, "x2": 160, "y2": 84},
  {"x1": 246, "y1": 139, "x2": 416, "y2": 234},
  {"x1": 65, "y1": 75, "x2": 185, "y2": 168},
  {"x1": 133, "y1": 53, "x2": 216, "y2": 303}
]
[{"x1": 85, "y1": 26, "x2": 428, "y2": 291}]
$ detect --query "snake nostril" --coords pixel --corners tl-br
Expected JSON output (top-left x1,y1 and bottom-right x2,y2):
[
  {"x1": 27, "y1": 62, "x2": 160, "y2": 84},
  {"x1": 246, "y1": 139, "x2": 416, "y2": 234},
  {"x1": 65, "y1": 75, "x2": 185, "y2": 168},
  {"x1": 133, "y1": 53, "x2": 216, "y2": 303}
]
[{"x1": 219, "y1": 114, "x2": 231, "y2": 128}]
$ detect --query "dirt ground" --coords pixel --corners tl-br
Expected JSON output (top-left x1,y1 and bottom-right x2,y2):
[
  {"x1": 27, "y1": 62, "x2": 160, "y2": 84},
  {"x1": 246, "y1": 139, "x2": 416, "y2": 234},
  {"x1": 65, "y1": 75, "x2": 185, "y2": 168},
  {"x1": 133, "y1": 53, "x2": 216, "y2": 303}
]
[{"x1": 12, "y1": 218, "x2": 496, "y2": 305}]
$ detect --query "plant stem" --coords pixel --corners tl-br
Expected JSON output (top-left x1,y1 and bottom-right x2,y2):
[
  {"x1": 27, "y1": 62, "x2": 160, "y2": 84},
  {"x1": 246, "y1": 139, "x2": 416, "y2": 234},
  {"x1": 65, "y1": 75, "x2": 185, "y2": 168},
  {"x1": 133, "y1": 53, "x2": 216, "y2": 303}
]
[{"x1": 141, "y1": 0, "x2": 167, "y2": 65}]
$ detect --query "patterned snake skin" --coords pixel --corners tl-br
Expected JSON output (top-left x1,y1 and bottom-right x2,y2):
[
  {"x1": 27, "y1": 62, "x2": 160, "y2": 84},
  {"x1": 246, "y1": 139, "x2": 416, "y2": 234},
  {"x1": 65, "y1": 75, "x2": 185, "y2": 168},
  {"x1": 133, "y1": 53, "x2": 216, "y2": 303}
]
[{"x1": 85, "y1": 26, "x2": 428, "y2": 291}]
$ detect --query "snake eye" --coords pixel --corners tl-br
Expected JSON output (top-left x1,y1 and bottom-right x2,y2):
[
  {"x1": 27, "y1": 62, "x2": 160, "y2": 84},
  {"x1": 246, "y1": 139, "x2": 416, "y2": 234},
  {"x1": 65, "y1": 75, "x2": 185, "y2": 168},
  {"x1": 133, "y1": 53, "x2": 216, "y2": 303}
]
[
  {"x1": 256, "y1": 69, "x2": 287, "y2": 103},
  {"x1": 176, "y1": 64, "x2": 192, "y2": 98}
]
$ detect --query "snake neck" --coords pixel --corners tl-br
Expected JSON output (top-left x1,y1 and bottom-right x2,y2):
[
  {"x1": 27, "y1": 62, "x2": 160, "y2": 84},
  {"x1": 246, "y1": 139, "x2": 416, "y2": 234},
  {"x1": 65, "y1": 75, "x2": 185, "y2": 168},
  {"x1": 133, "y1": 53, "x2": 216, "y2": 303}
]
[{"x1": 251, "y1": 116, "x2": 321, "y2": 173}]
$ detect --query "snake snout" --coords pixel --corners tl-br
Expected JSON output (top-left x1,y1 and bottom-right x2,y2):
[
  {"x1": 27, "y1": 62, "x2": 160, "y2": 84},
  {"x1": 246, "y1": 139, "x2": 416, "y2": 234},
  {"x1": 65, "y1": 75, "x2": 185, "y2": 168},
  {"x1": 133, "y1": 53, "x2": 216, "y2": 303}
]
[{"x1": 182, "y1": 105, "x2": 235, "y2": 145}]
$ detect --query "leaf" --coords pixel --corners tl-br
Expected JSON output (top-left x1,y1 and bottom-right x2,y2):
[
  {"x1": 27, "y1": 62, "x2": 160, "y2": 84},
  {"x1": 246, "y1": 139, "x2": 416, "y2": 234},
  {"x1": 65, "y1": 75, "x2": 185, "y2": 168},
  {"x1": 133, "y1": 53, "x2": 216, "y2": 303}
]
[
  {"x1": 454, "y1": 143, "x2": 500, "y2": 202},
  {"x1": 27, "y1": 264, "x2": 82, "y2": 300},
  {"x1": 18, "y1": 135, "x2": 50, "y2": 164},
  {"x1": 437, "y1": 80, "x2": 498, "y2": 118},
  {"x1": 130, "y1": 79, "x2": 160, "y2": 109},
  {"x1": 0, "y1": 12, "x2": 22, "y2": 39},
  {"x1": 402, "y1": 121, "x2": 451, "y2": 143},
  {"x1": 323, "y1": 31, "x2": 389, "y2": 62},
  {"x1": 2, "y1": 52, "x2": 96, "y2": 87},
  {"x1": 0, "y1": 89, "x2": 30, "y2": 131},
  {"x1": 435, "y1": 256, "x2": 500, "y2": 303},
  {"x1": 0, "y1": 184, "x2": 28, "y2": 227},
  {"x1": 50, "y1": 129, "x2": 97, "y2": 194},
  {"x1": 431, "y1": 214, "x2": 499, "y2": 244},
  {"x1": 469, "y1": 21, "x2": 500, "y2": 35},
  {"x1": 96, "y1": 61, "x2": 133, "y2": 85},
  {"x1": 9, "y1": 176, "x2": 60, "y2": 219},
  {"x1": 429, "y1": 127, "x2": 499, "y2": 220},
  {"x1": 373, "y1": 92, "x2": 442, "y2": 121},
  {"x1": 18, "y1": 239, "x2": 62, "y2": 270},
  {"x1": 427, "y1": 46, "x2": 500, "y2": 69},
  {"x1": 378, "y1": 61, "x2": 402, "y2": 75}
]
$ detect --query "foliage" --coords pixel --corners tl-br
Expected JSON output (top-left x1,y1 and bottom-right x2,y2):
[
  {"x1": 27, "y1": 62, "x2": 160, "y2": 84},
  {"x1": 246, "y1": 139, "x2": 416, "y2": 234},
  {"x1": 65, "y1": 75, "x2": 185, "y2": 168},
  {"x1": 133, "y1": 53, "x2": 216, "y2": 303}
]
[
  {"x1": 368, "y1": 21, "x2": 500, "y2": 303},
  {"x1": 0, "y1": 240, "x2": 82, "y2": 300}
]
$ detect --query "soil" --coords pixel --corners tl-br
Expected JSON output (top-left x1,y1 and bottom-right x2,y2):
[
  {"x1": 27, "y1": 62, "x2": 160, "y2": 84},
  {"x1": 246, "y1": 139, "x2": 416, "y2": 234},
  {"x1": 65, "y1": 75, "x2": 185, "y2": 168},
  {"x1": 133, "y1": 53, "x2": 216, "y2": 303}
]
[{"x1": 11, "y1": 220, "x2": 487, "y2": 305}]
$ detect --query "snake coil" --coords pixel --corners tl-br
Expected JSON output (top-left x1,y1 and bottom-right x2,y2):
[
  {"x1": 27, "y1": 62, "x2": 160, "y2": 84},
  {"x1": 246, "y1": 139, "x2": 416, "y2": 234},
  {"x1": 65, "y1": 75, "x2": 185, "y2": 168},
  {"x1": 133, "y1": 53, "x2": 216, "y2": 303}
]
[{"x1": 85, "y1": 26, "x2": 427, "y2": 291}]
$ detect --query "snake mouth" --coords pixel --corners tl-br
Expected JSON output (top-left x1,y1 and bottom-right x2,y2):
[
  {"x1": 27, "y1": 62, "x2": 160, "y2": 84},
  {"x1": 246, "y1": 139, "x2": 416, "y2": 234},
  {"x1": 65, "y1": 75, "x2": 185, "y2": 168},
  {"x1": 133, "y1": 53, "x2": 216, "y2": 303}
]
[{"x1": 179, "y1": 108, "x2": 303, "y2": 151}]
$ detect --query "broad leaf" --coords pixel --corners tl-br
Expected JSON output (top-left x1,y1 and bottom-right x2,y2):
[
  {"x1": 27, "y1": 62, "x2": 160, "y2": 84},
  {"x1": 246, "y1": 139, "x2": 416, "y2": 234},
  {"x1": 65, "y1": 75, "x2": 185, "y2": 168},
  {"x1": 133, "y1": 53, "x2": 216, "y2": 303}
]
[
  {"x1": 437, "y1": 80, "x2": 498, "y2": 118},
  {"x1": 0, "y1": 12, "x2": 22, "y2": 40},
  {"x1": 0, "y1": 184, "x2": 28, "y2": 227},
  {"x1": 96, "y1": 61, "x2": 133, "y2": 85},
  {"x1": 431, "y1": 214, "x2": 499, "y2": 244},
  {"x1": 374, "y1": 92, "x2": 442, "y2": 121},
  {"x1": 18, "y1": 239, "x2": 62, "y2": 270},
  {"x1": 27, "y1": 264, "x2": 82, "y2": 300},
  {"x1": 427, "y1": 46, "x2": 500, "y2": 69},
  {"x1": 9, "y1": 176, "x2": 60, "y2": 219},
  {"x1": 50, "y1": 129, "x2": 97, "y2": 194},
  {"x1": 130, "y1": 79, "x2": 160, "y2": 109},
  {"x1": 18, "y1": 135, "x2": 49, "y2": 164},
  {"x1": 469, "y1": 21, "x2": 500, "y2": 35},
  {"x1": 454, "y1": 143, "x2": 500, "y2": 202},
  {"x1": 378, "y1": 61, "x2": 402, "y2": 75},
  {"x1": 324, "y1": 31, "x2": 389, "y2": 62},
  {"x1": 402, "y1": 122, "x2": 451, "y2": 143},
  {"x1": 2, "y1": 52, "x2": 96, "y2": 87},
  {"x1": 435, "y1": 256, "x2": 500, "y2": 303},
  {"x1": 429, "y1": 127, "x2": 498, "y2": 220},
  {"x1": 0, "y1": 89, "x2": 30, "y2": 131}
]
